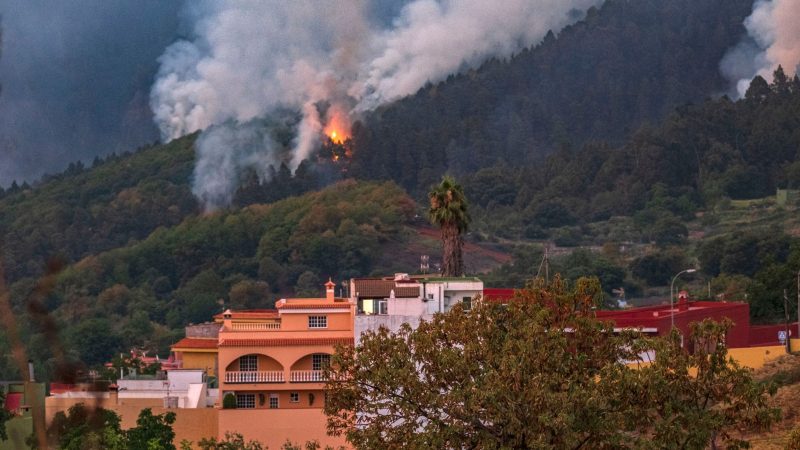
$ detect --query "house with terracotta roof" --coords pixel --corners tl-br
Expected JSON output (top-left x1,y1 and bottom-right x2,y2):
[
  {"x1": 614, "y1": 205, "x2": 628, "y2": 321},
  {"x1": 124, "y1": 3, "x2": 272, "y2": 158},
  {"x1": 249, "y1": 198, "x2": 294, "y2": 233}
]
[
  {"x1": 215, "y1": 280, "x2": 353, "y2": 448},
  {"x1": 172, "y1": 322, "x2": 221, "y2": 378}
]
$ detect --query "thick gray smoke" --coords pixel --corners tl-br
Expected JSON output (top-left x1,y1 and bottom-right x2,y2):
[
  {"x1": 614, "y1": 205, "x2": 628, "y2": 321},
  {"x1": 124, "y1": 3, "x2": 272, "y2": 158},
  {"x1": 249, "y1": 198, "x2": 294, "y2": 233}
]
[
  {"x1": 721, "y1": 0, "x2": 800, "y2": 97},
  {"x1": 151, "y1": 0, "x2": 602, "y2": 210}
]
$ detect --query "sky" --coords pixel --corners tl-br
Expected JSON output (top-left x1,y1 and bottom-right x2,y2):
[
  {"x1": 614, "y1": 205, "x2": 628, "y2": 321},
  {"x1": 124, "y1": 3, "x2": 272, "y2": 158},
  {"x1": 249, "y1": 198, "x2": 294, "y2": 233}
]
[{"x1": 0, "y1": 1, "x2": 182, "y2": 186}]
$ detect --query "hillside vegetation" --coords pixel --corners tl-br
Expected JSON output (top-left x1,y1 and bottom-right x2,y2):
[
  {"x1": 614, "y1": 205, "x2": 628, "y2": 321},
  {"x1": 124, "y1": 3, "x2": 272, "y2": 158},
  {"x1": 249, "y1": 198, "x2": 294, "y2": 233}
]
[
  {"x1": 349, "y1": 0, "x2": 754, "y2": 194},
  {"x1": 0, "y1": 180, "x2": 415, "y2": 378}
]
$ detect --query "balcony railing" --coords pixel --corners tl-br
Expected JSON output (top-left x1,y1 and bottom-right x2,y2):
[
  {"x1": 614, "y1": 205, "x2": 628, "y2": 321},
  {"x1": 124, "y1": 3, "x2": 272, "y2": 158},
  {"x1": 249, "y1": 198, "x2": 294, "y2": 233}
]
[
  {"x1": 225, "y1": 371, "x2": 284, "y2": 383},
  {"x1": 290, "y1": 370, "x2": 326, "y2": 382},
  {"x1": 230, "y1": 322, "x2": 281, "y2": 331}
]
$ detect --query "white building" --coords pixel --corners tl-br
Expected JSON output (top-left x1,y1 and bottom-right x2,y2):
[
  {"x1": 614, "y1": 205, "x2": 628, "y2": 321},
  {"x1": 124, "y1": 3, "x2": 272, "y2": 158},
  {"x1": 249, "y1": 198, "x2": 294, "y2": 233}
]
[
  {"x1": 350, "y1": 274, "x2": 483, "y2": 343},
  {"x1": 116, "y1": 369, "x2": 217, "y2": 408}
]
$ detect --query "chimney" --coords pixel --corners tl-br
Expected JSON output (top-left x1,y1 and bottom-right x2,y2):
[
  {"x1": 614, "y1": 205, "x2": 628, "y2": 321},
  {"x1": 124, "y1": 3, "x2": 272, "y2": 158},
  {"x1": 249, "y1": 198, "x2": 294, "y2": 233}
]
[
  {"x1": 223, "y1": 309, "x2": 233, "y2": 330},
  {"x1": 28, "y1": 360, "x2": 35, "y2": 382},
  {"x1": 325, "y1": 278, "x2": 336, "y2": 302}
]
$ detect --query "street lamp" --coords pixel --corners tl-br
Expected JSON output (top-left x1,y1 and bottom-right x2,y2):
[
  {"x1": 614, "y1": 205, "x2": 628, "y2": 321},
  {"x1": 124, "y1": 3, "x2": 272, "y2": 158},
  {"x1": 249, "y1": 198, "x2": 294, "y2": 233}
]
[
  {"x1": 796, "y1": 269, "x2": 800, "y2": 345},
  {"x1": 671, "y1": 268, "x2": 697, "y2": 330}
]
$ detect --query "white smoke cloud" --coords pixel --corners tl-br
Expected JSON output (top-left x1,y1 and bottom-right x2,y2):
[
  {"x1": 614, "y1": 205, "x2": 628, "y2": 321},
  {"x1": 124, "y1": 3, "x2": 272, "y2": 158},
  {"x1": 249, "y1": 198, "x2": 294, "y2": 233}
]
[
  {"x1": 352, "y1": 0, "x2": 601, "y2": 110},
  {"x1": 151, "y1": 0, "x2": 600, "y2": 210},
  {"x1": 191, "y1": 119, "x2": 280, "y2": 211},
  {"x1": 721, "y1": 0, "x2": 800, "y2": 98}
]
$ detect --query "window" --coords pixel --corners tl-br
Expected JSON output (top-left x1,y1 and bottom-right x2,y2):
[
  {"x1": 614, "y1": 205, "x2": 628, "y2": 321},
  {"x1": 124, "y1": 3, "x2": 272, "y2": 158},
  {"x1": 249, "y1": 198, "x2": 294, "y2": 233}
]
[
  {"x1": 236, "y1": 393, "x2": 255, "y2": 409},
  {"x1": 378, "y1": 300, "x2": 388, "y2": 315},
  {"x1": 308, "y1": 315, "x2": 327, "y2": 328},
  {"x1": 312, "y1": 354, "x2": 330, "y2": 371},
  {"x1": 239, "y1": 355, "x2": 257, "y2": 372},
  {"x1": 462, "y1": 296, "x2": 472, "y2": 311},
  {"x1": 269, "y1": 394, "x2": 279, "y2": 409},
  {"x1": 290, "y1": 392, "x2": 299, "y2": 403}
]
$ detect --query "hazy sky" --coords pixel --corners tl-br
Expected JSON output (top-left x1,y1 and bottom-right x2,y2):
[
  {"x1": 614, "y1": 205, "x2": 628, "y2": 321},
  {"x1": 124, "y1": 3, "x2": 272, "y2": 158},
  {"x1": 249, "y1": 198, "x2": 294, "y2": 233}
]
[{"x1": 0, "y1": 1, "x2": 182, "y2": 186}]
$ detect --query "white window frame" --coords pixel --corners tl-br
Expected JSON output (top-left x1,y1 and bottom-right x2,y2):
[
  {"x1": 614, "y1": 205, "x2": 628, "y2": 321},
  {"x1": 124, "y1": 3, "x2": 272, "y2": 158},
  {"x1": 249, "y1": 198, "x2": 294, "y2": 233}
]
[
  {"x1": 290, "y1": 392, "x2": 299, "y2": 403},
  {"x1": 312, "y1": 354, "x2": 330, "y2": 371},
  {"x1": 239, "y1": 355, "x2": 258, "y2": 372},
  {"x1": 378, "y1": 300, "x2": 388, "y2": 315},
  {"x1": 269, "y1": 393, "x2": 279, "y2": 409},
  {"x1": 236, "y1": 393, "x2": 255, "y2": 409},
  {"x1": 308, "y1": 315, "x2": 328, "y2": 329}
]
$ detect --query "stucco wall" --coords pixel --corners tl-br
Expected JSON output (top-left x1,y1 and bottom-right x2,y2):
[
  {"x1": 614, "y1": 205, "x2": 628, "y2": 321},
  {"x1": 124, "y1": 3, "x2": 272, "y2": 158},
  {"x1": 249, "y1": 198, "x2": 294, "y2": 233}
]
[
  {"x1": 180, "y1": 352, "x2": 218, "y2": 377},
  {"x1": 45, "y1": 396, "x2": 218, "y2": 448},
  {"x1": 218, "y1": 408, "x2": 349, "y2": 449},
  {"x1": 279, "y1": 311, "x2": 353, "y2": 331},
  {"x1": 354, "y1": 315, "x2": 424, "y2": 345},
  {"x1": 727, "y1": 345, "x2": 787, "y2": 369}
]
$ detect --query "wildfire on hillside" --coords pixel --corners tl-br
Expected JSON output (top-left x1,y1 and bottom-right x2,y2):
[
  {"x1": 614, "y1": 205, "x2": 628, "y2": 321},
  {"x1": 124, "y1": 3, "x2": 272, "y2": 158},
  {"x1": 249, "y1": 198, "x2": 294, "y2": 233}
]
[
  {"x1": 323, "y1": 104, "x2": 351, "y2": 145},
  {"x1": 319, "y1": 103, "x2": 353, "y2": 167}
]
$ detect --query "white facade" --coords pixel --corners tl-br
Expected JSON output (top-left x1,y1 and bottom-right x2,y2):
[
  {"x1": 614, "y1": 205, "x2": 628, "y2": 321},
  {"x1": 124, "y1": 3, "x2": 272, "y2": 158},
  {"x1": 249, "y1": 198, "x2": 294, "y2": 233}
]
[
  {"x1": 351, "y1": 275, "x2": 483, "y2": 343},
  {"x1": 116, "y1": 369, "x2": 216, "y2": 408}
]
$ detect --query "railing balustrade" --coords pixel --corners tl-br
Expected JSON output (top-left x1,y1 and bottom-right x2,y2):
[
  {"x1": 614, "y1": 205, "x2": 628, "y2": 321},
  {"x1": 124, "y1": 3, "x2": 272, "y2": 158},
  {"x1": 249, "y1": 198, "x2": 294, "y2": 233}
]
[
  {"x1": 230, "y1": 322, "x2": 281, "y2": 331},
  {"x1": 290, "y1": 370, "x2": 326, "y2": 382},
  {"x1": 225, "y1": 371, "x2": 284, "y2": 383}
]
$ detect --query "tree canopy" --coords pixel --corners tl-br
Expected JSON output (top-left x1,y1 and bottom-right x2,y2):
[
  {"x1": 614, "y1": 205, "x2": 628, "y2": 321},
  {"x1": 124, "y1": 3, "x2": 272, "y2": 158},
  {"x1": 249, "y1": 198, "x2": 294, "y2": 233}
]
[{"x1": 325, "y1": 276, "x2": 779, "y2": 449}]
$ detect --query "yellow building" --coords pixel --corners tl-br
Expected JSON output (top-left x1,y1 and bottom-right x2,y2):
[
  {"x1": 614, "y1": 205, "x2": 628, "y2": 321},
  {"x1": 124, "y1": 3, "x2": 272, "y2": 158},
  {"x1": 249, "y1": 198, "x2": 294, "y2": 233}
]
[{"x1": 171, "y1": 337, "x2": 219, "y2": 378}]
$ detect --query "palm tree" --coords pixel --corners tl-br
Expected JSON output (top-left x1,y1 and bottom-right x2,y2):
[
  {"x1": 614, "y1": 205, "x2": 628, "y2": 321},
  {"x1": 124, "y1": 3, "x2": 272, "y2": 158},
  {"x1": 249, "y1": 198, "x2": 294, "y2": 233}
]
[{"x1": 428, "y1": 176, "x2": 470, "y2": 277}]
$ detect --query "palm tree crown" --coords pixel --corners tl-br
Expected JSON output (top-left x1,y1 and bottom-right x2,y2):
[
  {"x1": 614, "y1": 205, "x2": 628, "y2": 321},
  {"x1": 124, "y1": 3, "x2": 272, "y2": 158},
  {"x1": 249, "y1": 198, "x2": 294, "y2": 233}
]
[{"x1": 428, "y1": 176, "x2": 470, "y2": 276}]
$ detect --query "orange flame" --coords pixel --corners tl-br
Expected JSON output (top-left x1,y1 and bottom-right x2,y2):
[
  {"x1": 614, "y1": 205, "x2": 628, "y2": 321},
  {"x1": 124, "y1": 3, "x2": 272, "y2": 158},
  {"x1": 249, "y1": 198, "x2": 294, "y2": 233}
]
[{"x1": 323, "y1": 105, "x2": 351, "y2": 144}]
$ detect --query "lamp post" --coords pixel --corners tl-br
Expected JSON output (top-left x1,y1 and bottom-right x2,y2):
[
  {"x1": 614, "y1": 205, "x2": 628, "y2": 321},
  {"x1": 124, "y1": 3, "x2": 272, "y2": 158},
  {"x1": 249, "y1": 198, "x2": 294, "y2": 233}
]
[
  {"x1": 796, "y1": 269, "x2": 800, "y2": 348},
  {"x1": 670, "y1": 268, "x2": 697, "y2": 330}
]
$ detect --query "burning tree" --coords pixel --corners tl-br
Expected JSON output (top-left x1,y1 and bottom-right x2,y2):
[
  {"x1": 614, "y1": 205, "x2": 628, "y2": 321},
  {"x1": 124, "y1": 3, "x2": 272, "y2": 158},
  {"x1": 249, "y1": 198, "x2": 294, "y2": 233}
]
[{"x1": 428, "y1": 176, "x2": 469, "y2": 277}]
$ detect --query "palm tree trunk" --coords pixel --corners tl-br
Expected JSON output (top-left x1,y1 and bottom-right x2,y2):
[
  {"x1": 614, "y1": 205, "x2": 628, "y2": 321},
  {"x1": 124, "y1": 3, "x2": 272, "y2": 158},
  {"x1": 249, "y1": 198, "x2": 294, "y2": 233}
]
[{"x1": 441, "y1": 223, "x2": 464, "y2": 276}]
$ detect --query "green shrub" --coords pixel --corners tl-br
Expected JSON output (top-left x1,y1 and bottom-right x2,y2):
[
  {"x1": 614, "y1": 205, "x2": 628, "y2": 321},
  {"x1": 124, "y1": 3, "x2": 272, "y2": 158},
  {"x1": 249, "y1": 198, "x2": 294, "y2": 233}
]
[{"x1": 222, "y1": 393, "x2": 237, "y2": 409}]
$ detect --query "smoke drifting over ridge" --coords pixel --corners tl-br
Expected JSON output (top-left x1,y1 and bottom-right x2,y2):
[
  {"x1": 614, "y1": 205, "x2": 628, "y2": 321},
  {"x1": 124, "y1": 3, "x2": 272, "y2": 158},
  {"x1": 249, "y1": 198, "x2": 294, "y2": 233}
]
[
  {"x1": 150, "y1": 0, "x2": 602, "y2": 210},
  {"x1": 721, "y1": 0, "x2": 800, "y2": 97}
]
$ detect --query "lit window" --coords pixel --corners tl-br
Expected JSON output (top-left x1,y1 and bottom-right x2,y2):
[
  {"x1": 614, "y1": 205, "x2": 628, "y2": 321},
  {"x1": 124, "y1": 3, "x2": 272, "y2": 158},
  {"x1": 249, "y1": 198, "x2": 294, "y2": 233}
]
[
  {"x1": 290, "y1": 392, "x2": 299, "y2": 403},
  {"x1": 236, "y1": 393, "x2": 255, "y2": 409},
  {"x1": 239, "y1": 355, "x2": 258, "y2": 372},
  {"x1": 308, "y1": 316, "x2": 327, "y2": 328},
  {"x1": 269, "y1": 394, "x2": 279, "y2": 409},
  {"x1": 462, "y1": 296, "x2": 472, "y2": 311},
  {"x1": 312, "y1": 354, "x2": 330, "y2": 371}
]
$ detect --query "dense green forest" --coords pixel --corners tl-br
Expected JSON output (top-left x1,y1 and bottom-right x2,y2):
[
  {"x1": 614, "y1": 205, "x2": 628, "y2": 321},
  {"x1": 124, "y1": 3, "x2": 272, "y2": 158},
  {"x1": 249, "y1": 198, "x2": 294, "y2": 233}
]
[
  {"x1": 0, "y1": 180, "x2": 414, "y2": 379},
  {"x1": 348, "y1": 0, "x2": 754, "y2": 194}
]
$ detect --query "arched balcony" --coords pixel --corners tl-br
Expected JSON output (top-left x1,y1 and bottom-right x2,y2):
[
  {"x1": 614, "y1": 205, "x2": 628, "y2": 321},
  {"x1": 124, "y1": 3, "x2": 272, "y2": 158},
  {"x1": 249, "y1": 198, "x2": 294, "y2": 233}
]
[
  {"x1": 290, "y1": 353, "x2": 331, "y2": 382},
  {"x1": 224, "y1": 353, "x2": 284, "y2": 383}
]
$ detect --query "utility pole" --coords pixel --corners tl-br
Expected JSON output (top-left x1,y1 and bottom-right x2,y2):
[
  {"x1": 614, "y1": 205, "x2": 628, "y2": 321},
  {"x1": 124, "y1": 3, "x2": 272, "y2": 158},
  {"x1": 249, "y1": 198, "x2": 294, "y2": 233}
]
[{"x1": 784, "y1": 289, "x2": 791, "y2": 353}]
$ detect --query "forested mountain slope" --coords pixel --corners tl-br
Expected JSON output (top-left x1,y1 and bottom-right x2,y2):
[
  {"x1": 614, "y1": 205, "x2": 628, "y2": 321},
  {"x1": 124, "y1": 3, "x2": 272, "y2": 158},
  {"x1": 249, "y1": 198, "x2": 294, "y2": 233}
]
[
  {"x1": 0, "y1": 180, "x2": 416, "y2": 378},
  {"x1": 349, "y1": 0, "x2": 754, "y2": 194}
]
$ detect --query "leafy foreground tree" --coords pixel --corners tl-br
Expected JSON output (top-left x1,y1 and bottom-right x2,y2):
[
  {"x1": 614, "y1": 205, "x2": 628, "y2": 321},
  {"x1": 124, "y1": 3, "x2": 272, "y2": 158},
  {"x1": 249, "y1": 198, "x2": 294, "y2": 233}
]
[
  {"x1": 325, "y1": 276, "x2": 779, "y2": 449},
  {"x1": 0, "y1": 389, "x2": 12, "y2": 441},
  {"x1": 192, "y1": 433, "x2": 344, "y2": 450},
  {"x1": 45, "y1": 404, "x2": 176, "y2": 450},
  {"x1": 428, "y1": 176, "x2": 470, "y2": 277}
]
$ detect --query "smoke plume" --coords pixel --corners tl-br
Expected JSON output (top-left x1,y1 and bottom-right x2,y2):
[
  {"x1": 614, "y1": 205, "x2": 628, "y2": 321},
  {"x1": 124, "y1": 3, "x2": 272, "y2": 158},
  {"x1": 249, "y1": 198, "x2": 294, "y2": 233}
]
[
  {"x1": 721, "y1": 0, "x2": 800, "y2": 97},
  {"x1": 151, "y1": 0, "x2": 601, "y2": 210}
]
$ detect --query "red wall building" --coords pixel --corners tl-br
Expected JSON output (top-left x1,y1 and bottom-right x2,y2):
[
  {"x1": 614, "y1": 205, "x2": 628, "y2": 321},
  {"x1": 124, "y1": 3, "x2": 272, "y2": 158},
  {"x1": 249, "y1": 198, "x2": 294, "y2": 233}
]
[{"x1": 483, "y1": 289, "x2": 796, "y2": 348}]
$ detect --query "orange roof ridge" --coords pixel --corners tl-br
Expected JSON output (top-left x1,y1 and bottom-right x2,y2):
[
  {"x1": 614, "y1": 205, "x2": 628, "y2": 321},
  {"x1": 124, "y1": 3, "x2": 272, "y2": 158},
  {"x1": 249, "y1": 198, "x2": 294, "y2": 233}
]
[{"x1": 172, "y1": 337, "x2": 219, "y2": 349}]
